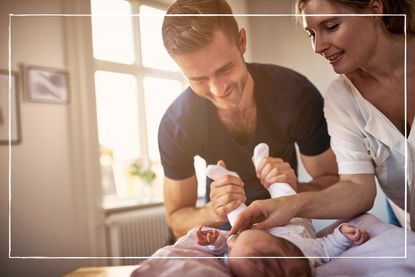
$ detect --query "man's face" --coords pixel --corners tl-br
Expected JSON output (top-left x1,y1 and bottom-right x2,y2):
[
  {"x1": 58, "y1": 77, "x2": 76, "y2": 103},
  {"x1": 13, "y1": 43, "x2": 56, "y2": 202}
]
[{"x1": 172, "y1": 30, "x2": 249, "y2": 110}]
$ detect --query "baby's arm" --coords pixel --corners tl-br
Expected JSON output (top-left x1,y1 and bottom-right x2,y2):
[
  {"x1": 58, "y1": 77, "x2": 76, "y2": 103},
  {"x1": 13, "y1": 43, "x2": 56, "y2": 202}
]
[
  {"x1": 340, "y1": 223, "x2": 369, "y2": 246},
  {"x1": 196, "y1": 226, "x2": 228, "y2": 256},
  {"x1": 317, "y1": 223, "x2": 369, "y2": 258}
]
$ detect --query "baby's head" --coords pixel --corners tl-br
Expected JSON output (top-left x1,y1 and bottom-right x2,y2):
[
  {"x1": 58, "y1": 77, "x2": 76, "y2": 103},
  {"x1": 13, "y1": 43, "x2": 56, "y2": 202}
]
[{"x1": 227, "y1": 229, "x2": 311, "y2": 277}]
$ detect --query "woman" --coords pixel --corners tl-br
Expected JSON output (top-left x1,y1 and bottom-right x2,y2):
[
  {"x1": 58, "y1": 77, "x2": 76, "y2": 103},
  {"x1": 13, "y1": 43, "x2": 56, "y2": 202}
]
[{"x1": 230, "y1": 0, "x2": 414, "y2": 233}]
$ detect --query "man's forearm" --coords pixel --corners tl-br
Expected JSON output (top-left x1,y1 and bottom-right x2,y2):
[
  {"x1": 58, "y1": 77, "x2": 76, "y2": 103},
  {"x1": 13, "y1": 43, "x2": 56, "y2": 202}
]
[{"x1": 168, "y1": 203, "x2": 224, "y2": 238}]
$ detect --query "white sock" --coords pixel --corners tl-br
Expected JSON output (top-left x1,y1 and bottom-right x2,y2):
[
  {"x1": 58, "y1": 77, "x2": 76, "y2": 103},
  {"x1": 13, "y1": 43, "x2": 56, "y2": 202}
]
[
  {"x1": 206, "y1": 164, "x2": 239, "y2": 179},
  {"x1": 253, "y1": 143, "x2": 296, "y2": 198},
  {"x1": 206, "y1": 164, "x2": 247, "y2": 227}
]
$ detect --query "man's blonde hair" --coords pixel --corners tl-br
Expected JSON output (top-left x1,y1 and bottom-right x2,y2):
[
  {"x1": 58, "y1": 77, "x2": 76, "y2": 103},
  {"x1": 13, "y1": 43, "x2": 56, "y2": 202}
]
[{"x1": 162, "y1": 0, "x2": 240, "y2": 55}]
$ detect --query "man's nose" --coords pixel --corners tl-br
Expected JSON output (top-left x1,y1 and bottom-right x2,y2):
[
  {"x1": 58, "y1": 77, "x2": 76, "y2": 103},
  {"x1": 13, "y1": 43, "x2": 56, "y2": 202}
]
[{"x1": 209, "y1": 77, "x2": 227, "y2": 96}]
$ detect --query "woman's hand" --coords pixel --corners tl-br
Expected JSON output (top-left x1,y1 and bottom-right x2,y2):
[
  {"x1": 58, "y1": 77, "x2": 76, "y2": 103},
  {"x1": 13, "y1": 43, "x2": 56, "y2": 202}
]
[
  {"x1": 253, "y1": 156, "x2": 298, "y2": 191},
  {"x1": 196, "y1": 226, "x2": 220, "y2": 246},
  {"x1": 229, "y1": 195, "x2": 300, "y2": 235},
  {"x1": 209, "y1": 161, "x2": 246, "y2": 222}
]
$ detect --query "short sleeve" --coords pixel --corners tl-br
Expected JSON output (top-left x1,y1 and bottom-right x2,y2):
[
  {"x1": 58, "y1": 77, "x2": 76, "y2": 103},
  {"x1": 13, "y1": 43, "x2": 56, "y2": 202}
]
[
  {"x1": 158, "y1": 113, "x2": 196, "y2": 180},
  {"x1": 324, "y1": 77, "x2": 375, "y2": 175},
  {"x1": 290, "y1": 81, "x2": 331, "y2": 156}
]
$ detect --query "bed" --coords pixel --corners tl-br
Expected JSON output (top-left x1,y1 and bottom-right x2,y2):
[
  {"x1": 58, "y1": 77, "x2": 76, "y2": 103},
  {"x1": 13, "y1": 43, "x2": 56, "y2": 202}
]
[{"x1": 132, "y1": 214, "x2": 415, "y2": 276}]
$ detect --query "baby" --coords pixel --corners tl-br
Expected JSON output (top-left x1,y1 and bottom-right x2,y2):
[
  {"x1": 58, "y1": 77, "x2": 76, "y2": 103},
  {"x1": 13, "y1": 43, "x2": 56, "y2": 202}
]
[
  {"x1": 196, "y1": 222, "x2": 368, "y2": 276},
  {"x1": 201, "y1": 143, "x2": 369, "y2": 276}
]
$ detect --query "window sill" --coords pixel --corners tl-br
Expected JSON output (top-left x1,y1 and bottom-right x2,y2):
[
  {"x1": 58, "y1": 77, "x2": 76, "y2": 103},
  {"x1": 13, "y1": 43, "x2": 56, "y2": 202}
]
[
  {"x1": 103, "y1": 196, "x2": 206, "y2": 215},
  {"x1": 103, "y1": 196, "x2": 164, "y2": 215}
]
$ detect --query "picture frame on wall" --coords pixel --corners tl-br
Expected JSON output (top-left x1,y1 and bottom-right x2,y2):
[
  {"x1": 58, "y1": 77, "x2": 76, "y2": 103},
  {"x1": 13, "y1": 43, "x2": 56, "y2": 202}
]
[
  {"x1": 0, "y1": 70, "x2": 21, "y2": 144},
  {"x1": 24, "y1": 65, "x2": 69, "y2": 104}
]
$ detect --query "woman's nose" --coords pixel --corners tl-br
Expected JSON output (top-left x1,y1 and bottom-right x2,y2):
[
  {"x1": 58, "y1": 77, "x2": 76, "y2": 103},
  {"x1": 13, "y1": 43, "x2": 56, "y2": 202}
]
[{"x1": 313, "y1": 33, "x2": 329, "y2": 55}]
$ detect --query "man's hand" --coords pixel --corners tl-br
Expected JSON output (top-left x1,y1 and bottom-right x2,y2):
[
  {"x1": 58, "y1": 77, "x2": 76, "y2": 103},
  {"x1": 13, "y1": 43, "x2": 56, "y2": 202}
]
[
  {"x1": 253, "y1": 156, "x2": 298, "y2": 191},
  {"x1": 209, "y1": 160, "x2": 246, "y2": 222},
  {"x1": 229, "y1": 195, "x2": 299, "y2": 235},
  {"x1": 196, "y1": 226, "x2": 220, "y2": 246}
]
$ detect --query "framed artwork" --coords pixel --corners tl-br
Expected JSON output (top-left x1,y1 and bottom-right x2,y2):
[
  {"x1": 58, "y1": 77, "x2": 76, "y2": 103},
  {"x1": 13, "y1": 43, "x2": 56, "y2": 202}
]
[
  {"x1": 24, "y1": 65, "x2": 69, "y2": 104},
  {"x1": 0, "y1": 70, "x2": 21, "y2": 144}
]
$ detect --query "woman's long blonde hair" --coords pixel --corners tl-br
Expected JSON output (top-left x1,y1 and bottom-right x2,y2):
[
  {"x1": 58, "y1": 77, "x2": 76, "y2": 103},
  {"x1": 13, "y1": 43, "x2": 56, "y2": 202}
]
[{"x1": 295, "y1": 0, "x2": 415, "y2": 33}]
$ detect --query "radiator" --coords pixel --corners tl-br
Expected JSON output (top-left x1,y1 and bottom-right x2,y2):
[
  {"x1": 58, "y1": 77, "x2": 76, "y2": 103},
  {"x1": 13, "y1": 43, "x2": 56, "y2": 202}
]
[{"x1": 105, "y1": 205, "x2": 172, "y2": 265}]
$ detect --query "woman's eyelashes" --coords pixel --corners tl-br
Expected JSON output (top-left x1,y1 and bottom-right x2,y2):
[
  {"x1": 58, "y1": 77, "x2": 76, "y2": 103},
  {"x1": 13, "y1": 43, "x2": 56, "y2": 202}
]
[
  {"x1": 307, "y1": 23, "x2": 340, "y2": 40},
  {"x1": 306, "y1": 21, "x2": 340, "y2": 38},
  {"x1": 326, "y1": 23, "x2": 339, "y2": 32},
  {"x1": 307, "y1": 30, "x2": 316, "y2": 39}
]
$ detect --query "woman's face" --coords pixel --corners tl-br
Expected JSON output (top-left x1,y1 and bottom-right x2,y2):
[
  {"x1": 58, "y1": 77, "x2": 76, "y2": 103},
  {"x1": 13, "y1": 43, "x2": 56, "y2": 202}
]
[{"x1": 301, "y1": 0, "x2": 379, "y2": 74}]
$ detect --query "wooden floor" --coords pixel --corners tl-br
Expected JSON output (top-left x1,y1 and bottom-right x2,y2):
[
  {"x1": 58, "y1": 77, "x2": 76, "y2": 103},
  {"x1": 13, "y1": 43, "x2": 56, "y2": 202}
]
[{"x1": 64, "y1": 265, "x2": 139, "y2": 277}]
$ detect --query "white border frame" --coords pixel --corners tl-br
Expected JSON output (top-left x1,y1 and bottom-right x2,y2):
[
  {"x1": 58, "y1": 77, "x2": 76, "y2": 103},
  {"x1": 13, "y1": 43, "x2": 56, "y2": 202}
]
[{"x1": 8, "y1": 12, "x2": 408, "y2": 261}]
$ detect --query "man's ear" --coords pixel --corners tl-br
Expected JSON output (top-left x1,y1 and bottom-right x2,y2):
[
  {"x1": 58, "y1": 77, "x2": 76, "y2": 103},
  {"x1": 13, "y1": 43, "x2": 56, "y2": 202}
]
[{"x1": 239, "y1": 27, "x2": 247, "y2": 55}]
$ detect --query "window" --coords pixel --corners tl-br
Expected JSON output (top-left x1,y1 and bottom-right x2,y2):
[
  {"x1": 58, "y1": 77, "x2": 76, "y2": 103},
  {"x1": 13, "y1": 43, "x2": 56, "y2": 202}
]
[
  {"x1": 91, "y1": 0, "x2": 207, "y2": 208},
  {"x1": 91, "y1": 0, "x2": 135, "y2": 64}
]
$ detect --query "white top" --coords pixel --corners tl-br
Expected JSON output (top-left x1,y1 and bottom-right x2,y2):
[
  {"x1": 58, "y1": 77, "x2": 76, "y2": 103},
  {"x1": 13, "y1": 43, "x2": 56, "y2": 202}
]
[
  {"x1": 324, "y1": 75, "x2": 414, "y2": 227},
  {"x1": 271, "y1": 219, "x2": 351, "y2": 267}
]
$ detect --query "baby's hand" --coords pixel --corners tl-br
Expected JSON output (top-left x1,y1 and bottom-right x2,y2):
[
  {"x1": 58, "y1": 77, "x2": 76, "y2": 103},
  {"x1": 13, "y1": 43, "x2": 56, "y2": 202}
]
[
  {"x1": 196, "y1": 226, "x2": 220, "y2": 246},
  {"x1": 340, "y1": 223, "x2": 369, "y2": 245}
]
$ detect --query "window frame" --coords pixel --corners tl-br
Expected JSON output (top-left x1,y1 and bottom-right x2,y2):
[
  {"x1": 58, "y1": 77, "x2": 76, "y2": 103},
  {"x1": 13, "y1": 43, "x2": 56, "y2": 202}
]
[{"x1": 91, "y1": 0, "x2": 187, "y2": 206}]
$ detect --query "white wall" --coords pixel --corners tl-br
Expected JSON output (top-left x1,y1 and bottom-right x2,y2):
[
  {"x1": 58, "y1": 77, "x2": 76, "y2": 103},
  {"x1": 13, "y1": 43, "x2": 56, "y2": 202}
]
[
  {"x1": 228, "y1": 0, "x2": 252, "y2": 62},
  {"x1": 246, "y1": 0, "x2": 337, "y2": 95},
  {"x1": 0, "y1": 0, "x2": 104, "y2": 276}
]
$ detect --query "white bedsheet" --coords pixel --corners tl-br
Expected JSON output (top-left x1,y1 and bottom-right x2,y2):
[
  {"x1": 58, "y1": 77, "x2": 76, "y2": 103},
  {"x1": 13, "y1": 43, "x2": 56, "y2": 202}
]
[
  {"x1": 131, "y1": 214, "x2": 415, "y2": 277},
  {"x1": 315, "y1": 214, "x2": 414, "y2": 277}
]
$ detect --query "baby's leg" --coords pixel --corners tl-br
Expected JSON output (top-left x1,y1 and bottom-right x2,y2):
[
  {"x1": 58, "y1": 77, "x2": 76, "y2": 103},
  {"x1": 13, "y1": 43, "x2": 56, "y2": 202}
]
[
  {"x1": 339, "y1": 223, "x2": 369, "y2": 245},
  {"x1": 206, "y1": 164, "x2": 246, "y2": 227},
  {"x1": 253, "y1": 143, "x2": 296, "y2": 198}
]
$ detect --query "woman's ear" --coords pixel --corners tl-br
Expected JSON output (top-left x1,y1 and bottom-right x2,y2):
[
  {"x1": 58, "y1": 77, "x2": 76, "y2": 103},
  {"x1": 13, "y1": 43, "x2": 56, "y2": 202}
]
[
  {"x1": 368, "y1": 0, "x2": 384, "y2": 23},
  {"x1": 369, "y1": 0, "x2": 384, "y2": 14}
]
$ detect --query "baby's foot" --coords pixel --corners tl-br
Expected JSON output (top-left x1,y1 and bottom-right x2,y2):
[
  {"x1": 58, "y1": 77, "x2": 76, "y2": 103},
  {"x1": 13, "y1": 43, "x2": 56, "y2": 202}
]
[{"x1": 340, "y1": 223, "x2": 369, "y2": 245}]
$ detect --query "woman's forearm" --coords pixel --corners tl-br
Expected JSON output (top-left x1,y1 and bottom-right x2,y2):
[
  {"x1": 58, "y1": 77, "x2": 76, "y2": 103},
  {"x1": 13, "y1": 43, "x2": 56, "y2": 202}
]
[
  {"x1": 295, "y1": 176, "x2": 376, "y2": 220},
  {"x1": 298, "y1": 175, "x2": 340, "y2": 192}
]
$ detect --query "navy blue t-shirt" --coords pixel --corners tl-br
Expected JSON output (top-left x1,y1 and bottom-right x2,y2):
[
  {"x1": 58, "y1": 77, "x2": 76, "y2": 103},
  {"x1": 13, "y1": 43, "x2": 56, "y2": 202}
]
[{"x1": 158, "y1": 63, "x2": 330, "y2": 228}]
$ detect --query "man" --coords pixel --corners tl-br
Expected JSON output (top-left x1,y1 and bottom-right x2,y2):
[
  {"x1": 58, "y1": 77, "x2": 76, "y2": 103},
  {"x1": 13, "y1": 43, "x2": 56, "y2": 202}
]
[{"x1": 159, "y1": 0, "x2": 337, "y2": 237}]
